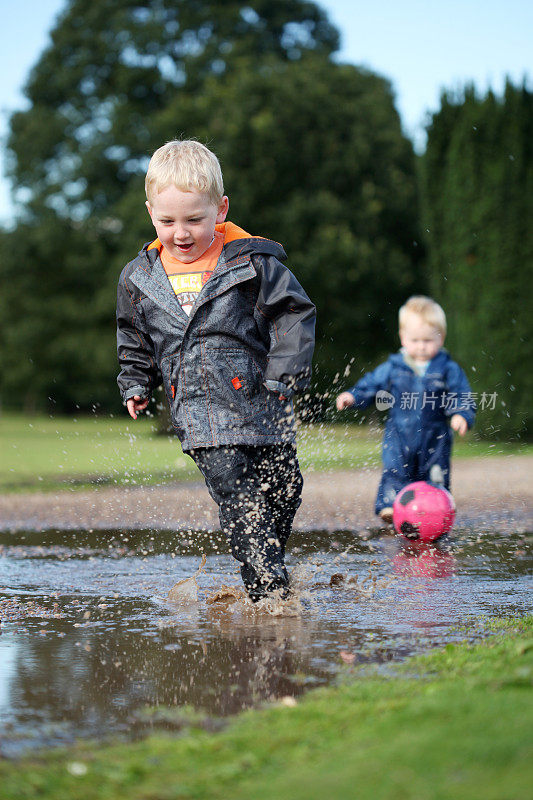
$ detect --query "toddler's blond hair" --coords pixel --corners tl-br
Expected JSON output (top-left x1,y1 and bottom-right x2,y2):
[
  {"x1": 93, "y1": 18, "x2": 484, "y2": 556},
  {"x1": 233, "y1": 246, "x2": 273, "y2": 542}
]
[
  {"x1": 399, "y1": 295, "x2": 447, "y2": 337},
  {"x1": 145, "y1": 140, "x2": 224, "y2": 206}
]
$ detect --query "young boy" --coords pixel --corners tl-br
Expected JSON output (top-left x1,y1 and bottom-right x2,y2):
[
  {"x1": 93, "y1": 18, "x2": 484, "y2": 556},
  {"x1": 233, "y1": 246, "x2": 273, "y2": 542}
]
[
  {"x1": 116, "y1": 140, "x2": 315, "y2": 601},
  {"x1": 336, "y1": 296, "x2": 475, "y2": 524}
]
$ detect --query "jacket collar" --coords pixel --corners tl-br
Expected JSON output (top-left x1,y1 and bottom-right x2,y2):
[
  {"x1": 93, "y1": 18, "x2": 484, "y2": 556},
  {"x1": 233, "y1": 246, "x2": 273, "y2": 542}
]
[
  {"x1": 129, "y1": 231, "x2": 260, "y2": 323},
  {"x1": 390, "y1": 348, "x2": 450, "y2": 374},
  {"x1": 130, "y1": 247, "x2": 188, "y2": 324},
  {"x1": 144, "y1": 222, "x2": 287, "y2": 265}
]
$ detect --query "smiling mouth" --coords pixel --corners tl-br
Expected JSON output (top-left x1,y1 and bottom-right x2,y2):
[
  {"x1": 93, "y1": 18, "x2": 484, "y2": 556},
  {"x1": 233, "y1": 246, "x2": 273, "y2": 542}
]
[{"x1": 176, "y1": 243, "x2": 193, "y2": 252}]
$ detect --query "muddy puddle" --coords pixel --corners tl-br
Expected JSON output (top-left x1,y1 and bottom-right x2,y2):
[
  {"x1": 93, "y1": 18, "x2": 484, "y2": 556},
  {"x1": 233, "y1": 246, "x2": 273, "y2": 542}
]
[{"x1": 0, "y1": 527, "x2": 531, "y2": 757}]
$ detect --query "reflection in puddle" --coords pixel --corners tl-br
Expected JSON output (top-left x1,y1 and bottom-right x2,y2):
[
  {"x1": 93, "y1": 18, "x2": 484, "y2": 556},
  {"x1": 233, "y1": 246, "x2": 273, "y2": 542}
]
[{"x1": 0, "y1": 527, "x2": 531, "y2": 757}]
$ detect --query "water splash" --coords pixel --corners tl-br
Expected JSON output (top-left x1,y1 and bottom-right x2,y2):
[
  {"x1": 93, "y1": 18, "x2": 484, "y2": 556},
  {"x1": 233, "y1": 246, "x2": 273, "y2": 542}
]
[{"x1": 167, "y1": 554, "x2": 206, "y2": 604}]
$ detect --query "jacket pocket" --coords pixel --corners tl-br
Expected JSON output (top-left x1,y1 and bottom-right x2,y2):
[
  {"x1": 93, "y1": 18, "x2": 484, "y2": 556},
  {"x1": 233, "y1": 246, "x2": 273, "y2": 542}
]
[{"x1": 212, "y1": 348, "x2": 267, "y2": 422}]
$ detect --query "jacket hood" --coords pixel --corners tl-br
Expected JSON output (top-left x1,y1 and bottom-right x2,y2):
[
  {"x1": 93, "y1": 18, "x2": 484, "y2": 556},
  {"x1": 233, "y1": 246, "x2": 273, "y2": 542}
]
[
  {"x1": 217, "y1": 222, "x2": 287, "y2": 262},
  {"x1": 142, "y1": 221, "x2": 287, "y2": 264}
]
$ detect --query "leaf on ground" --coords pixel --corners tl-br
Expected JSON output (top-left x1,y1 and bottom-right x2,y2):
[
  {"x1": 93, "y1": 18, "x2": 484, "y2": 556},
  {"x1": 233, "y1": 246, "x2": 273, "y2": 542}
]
[{"x1": 340, "y1": 650, "x2": 356, "y2": 664}]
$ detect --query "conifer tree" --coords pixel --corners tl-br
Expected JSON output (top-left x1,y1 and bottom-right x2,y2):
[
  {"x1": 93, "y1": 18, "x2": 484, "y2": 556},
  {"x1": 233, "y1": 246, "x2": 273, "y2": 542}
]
[{"x1": 421, "y1": 81, "x2": 533, "y2": 438}]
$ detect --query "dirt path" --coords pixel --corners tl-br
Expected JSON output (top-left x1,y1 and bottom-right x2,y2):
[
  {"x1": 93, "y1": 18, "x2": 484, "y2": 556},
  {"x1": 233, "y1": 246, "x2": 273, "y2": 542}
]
[{"x1": 0, "y1": 456, "x2": 531, "y2": 534}]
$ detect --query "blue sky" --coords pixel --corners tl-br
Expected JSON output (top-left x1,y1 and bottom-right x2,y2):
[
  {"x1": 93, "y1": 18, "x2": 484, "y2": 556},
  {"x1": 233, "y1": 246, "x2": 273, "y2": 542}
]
[{"x1": 0, "y1": 0, "x2": 531, "y2": 225}]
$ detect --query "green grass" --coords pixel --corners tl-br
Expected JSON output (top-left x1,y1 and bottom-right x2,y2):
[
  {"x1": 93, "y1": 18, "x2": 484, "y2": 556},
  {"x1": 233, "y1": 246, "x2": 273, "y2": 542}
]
[
  {"x1": 0, "y1": 412, "x2": 198, "y2": 492},
  {"x1": 1, "y1": 412, "x2": 531, "y2": 493},
  {"x1": 1, "y1": 615, "x2": 531, "y2": 799}
]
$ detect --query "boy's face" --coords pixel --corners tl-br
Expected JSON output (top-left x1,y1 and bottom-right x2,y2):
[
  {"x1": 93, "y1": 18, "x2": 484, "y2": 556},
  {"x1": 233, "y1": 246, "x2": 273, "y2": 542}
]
[
  {"x1": 146, "y1": 185, "x2": 229, "y2": 264},
  {"x1": 400, "y1": 313, "x2": 443, "y2": 362}
]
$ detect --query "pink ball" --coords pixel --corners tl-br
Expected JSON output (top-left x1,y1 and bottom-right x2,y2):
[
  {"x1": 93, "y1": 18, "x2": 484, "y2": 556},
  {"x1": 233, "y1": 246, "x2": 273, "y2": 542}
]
[{"x1": 392, "y1": 481, "x2": 456, "y2": 541}]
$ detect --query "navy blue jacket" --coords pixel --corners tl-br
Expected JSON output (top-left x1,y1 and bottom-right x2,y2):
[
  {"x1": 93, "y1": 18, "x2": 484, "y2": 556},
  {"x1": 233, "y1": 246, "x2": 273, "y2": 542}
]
[
  {"x1": 348, "y1": 350, "x2": 476, "y2": 434},
  {"x1": 116, "y1": 223, "x2": 316, "y2": 450},
  {"x1": 348, "y1": 350, "x2": 475, "y2": 509}
]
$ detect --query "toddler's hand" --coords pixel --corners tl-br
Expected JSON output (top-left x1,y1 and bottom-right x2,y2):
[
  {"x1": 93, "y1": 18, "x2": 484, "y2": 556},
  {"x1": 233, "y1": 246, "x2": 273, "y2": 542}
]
[
  {"x1": 126, "y1": 395, "x2": 149, "y2": 420},
  {"x1": 450, "y1": 414, "x2": 468, "y2": 436},
  {"x1": 336, "y1": 392, "x2": 355, "y2": 411}
]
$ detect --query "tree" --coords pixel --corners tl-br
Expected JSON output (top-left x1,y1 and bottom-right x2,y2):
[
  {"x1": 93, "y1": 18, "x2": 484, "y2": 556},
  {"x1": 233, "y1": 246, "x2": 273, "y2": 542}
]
[
  {"x1": 7, "y1": 0, "x2": 338, "y2": 222},
  {"x1": 1, "y1": 0, "x2": 421, "y2": 413},
  {"x1": 420, "y1": 81, "x2": 533, "y2": 438},
  {"x1": 1, "y1": 0, "x2": 338, "y2": 412},
  {"x1": 159, "y1": 55, "x2": 421, "y2": 391}
]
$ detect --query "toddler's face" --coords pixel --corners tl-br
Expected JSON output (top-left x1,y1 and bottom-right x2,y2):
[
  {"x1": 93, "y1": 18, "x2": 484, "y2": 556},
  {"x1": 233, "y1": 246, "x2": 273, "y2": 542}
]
[
  {"x1": 400, "y1": 313, "x2": 443, "y2": 363},
  {"x1": 146, "y1": 185, "x2": 228, "y2": 263}
]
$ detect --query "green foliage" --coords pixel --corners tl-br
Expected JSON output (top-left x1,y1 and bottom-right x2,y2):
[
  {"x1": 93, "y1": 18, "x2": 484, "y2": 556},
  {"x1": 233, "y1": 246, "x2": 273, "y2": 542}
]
[
  {"x1": 420, "y1": 81, "x2": 533, "y2": 438},
  {"x1": 8, "y1": 0, "x2": 338, "y2": 221},
  {"x1": 0, "y1": 0, "x2": 420, "y2": 412},
  {"x1": 0, "y1": 214, "x2": 120, "y2": 412}
]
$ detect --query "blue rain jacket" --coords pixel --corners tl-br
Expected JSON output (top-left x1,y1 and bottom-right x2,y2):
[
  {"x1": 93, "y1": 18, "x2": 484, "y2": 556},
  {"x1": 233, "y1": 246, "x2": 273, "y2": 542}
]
[
  {"x1": 347, "y1": 350, "x2": 475, "y2": 512},
  {"x1": 116, "y1": 223, "x2": 316, "y2": 451}
]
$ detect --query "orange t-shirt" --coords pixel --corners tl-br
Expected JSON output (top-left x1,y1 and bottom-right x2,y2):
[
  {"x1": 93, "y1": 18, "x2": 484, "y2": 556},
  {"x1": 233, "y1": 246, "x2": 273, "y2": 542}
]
[{"x1": 160, "y1": 231, "x2": 224, "y2": 315}]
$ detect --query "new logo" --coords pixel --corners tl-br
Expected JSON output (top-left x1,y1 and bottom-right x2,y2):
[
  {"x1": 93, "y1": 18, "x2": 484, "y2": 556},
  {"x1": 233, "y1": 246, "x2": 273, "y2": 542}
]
[{"x1": 375, "y1": 390, "x2": 395, "y2": 411}]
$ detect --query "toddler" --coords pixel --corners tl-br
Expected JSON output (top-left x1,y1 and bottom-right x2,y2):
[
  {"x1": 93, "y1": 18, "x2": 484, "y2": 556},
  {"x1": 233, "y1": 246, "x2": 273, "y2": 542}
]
[{"x1": 336, "y1": 296, "x2": 475, "y2": 523}]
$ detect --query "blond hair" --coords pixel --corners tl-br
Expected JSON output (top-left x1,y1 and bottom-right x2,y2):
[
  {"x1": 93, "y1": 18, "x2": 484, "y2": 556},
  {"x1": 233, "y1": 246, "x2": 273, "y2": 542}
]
[
  {"x1": 399, "y1": 295, "x2": 447, "y2": 337},
  {"x1": 145, "y1": 140, "x2": 224, "y2": 205}
]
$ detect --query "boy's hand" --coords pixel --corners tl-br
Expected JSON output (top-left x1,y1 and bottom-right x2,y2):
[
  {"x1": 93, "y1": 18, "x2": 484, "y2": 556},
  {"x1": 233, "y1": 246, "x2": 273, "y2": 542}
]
[
  {"x1": 450, "y1": 414, "x2": 468, "y2": 436},
  {"x1": 336, "y1": 392, "x2": 355, "y2": 411},
  {"x1": 126, "y1": 395, "x2": 149, "y2": 420}
]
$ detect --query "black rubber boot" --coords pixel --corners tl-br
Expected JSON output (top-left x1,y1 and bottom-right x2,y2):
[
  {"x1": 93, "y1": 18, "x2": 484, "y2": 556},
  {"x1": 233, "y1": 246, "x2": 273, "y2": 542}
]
[{"x1": 241, "y1": 562, "x2": 290, "y2": 603}]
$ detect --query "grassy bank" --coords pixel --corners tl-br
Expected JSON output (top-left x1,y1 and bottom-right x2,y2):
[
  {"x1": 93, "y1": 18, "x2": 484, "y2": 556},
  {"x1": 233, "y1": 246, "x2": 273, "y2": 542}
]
[
  {"x1": 1, "y1": 412, "x2": 531, "y2": 492},
  {"x1": 1, "y1": 616, "x2": 531, "y2": 799}
]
